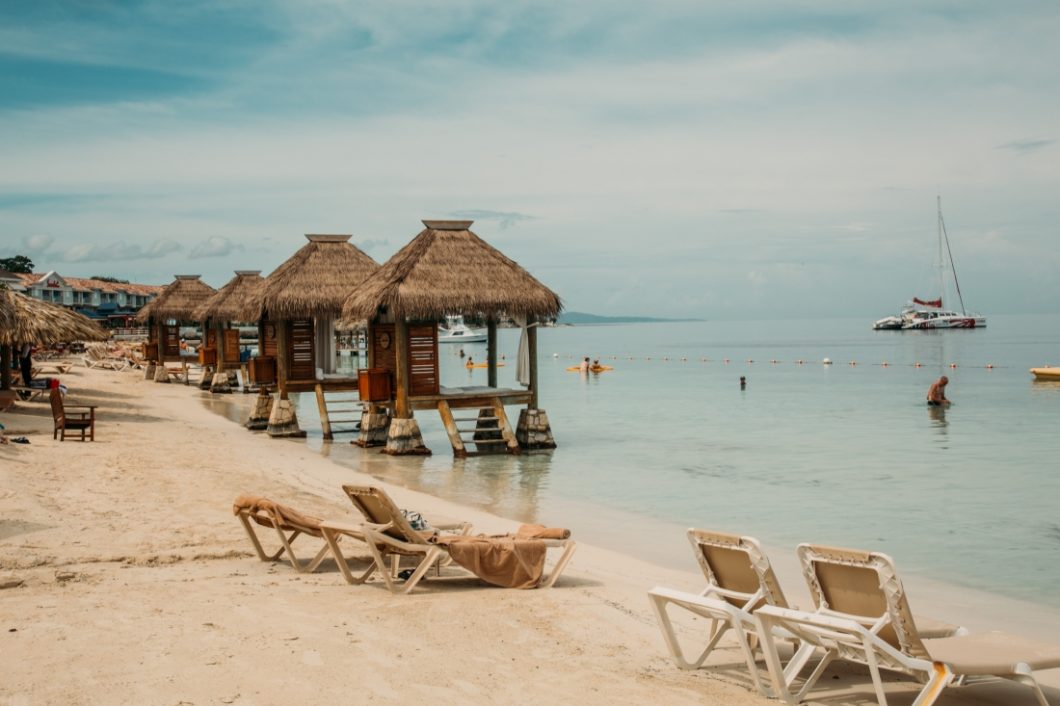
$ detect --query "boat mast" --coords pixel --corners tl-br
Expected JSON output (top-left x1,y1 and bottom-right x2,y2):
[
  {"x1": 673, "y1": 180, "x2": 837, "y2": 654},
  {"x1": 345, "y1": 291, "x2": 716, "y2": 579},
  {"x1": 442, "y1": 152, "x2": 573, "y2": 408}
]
[
  {"x1": 937, "y1": 195, "x2": 945, "y2": 306},
  {"x1": 938, "y1": 195, "x2": 968, "y2": 315}
]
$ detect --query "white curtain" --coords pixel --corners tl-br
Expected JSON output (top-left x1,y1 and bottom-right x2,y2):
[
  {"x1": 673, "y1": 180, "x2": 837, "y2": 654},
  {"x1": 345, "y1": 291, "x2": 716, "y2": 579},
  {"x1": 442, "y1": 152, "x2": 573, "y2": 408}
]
[{"x1": 516, "y1": 317, "x2": 530, "y2": 387}]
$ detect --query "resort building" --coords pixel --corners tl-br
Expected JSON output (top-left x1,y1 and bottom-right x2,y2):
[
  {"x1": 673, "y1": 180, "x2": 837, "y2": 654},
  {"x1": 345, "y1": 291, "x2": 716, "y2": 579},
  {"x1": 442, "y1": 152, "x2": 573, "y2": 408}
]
[{"x1": 7, "y1": 271, "x2": 163, "y2": 326}]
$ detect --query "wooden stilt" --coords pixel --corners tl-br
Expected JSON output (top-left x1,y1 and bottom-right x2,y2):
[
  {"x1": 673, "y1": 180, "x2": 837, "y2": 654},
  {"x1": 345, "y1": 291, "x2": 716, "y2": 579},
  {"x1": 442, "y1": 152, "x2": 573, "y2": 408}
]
[
  {"x1": 437, "y1": 400, "x2": 467, "y2": 458},
  {"x1": 487, "y1": 318, "x2": 497, "y2": 388},
  {"x1": 491, "y1": 398, "x2": 521, "y2": 455},
  {"x1": 315, "y1": 383, "x2": 332, "y2": 440}
]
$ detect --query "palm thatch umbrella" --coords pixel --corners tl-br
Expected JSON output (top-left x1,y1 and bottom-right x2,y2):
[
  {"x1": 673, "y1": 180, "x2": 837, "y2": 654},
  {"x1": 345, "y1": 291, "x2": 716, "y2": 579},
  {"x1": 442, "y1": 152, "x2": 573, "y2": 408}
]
[
  {"x1": 135, "y1": 275, "x2": 215, "y2": 364},
  {"x1": 341, "y1": 220, "x2": 562, "y2": 455},
  {"x1": 0, "y1": 288, "x2": 109, "y2": 390},
  {"x1": 194, "y1": 271, "x2": 263, "y2": 373}
]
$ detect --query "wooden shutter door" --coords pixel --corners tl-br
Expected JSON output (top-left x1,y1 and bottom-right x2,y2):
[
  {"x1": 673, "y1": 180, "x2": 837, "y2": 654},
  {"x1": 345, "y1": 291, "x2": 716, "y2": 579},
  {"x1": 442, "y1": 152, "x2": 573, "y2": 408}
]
[
  {"x1": 262, "y1": 321, "x2": 278, "y2": 358},
  {"x1": 223, "y1": 329, "x2": 241, "y2": 362},
  {"x1": 163, "y1": 325, "x2": 180, "y2": 357},
  {"x1": 287, "y1": 319, "x2": 315, "y2": 380},
  {"x1": 407, "y1": 323, "x2": 439, "y2": 396}
]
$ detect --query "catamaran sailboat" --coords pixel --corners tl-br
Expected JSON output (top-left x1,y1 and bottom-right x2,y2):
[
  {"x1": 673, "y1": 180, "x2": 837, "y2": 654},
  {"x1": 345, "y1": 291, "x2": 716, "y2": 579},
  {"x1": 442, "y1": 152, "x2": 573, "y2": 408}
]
[{"x1": 872, "y1": 197, "x2": 986, "y2": 330}]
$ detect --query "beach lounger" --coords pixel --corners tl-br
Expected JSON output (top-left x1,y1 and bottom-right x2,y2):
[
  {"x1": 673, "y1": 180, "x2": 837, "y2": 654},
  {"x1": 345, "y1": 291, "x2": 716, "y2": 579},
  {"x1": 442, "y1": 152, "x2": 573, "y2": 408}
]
[
  {"x1": 326, "y1": 485, "x2": 575, "y2": 594},
  {"x1": 755, "y1": 543, "x2": 1060, "y2": 706},
  {"x1": 32, "y1": 362, "x2": 73, "y2": 377},
  {"x1": 50, "y1": 388, "x2": 96, "y2": 441},
  {"x1": 648, "y1": 530, "x2": 795, "y2": 696},
  {"x1": 232, "y1": 495, "x2": 331, "y2": 573}
]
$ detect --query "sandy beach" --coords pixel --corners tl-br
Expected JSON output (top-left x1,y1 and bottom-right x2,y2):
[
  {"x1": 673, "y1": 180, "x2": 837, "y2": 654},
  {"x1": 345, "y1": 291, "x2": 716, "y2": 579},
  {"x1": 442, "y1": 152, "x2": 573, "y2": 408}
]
[{"x1": 2, "y1": 365, "x2": 1058, "y2": 706}]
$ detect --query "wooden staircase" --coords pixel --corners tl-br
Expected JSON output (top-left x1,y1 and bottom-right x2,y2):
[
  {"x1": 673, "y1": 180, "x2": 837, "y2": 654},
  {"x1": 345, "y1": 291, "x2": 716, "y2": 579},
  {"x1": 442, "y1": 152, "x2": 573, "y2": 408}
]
[
  {"x1": 314, "y1": 384, "x2": 363, "y2": 441},
  {"x1": 437, "y1": 398, "x2": 520, "y2": 458}
]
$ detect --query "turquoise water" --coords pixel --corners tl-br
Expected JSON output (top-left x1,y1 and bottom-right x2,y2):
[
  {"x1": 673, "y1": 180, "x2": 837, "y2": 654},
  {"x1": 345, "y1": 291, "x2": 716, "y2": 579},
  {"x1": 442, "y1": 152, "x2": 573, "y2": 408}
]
[{"x1": 271, "y1": 315, "x2": 1060, "y2": 608}]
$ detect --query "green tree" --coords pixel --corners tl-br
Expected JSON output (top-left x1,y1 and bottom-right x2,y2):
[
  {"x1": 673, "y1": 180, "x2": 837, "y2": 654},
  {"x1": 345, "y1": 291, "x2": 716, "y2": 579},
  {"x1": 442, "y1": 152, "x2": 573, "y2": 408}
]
[
  {"x1": 0, "y1": 255, "x2": 34, "y2": 273},
  {"x1": 90, "y1": 275, "x2": 131, "y2": 284}
]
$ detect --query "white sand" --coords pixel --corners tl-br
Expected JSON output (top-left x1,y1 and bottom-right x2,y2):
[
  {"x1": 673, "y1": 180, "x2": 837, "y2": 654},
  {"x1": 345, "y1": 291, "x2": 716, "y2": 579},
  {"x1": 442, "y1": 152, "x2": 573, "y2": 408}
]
[{"x1": 1, "y1": 365, "x2": 1058, "y2": 706}]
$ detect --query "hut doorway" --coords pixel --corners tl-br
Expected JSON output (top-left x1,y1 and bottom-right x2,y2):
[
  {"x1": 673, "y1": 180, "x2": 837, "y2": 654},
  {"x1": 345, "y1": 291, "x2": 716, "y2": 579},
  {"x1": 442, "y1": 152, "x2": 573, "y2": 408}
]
[{"x1": 286, "y1": 318, "x2": 315, "y2": 381}]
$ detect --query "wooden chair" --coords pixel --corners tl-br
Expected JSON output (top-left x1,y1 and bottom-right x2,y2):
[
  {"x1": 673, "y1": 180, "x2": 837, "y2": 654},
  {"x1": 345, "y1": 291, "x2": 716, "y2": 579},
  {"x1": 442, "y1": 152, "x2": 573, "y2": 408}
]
[{"x1": 50, "y1": 388, "x2": 96, "y2": 441}]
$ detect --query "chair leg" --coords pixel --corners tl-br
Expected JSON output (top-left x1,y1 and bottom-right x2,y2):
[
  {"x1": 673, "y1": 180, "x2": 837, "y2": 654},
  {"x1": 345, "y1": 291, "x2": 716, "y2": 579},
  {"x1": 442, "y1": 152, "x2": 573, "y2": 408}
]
[
  {"x1": 540, "y1": 540, "x2": 577, "y2": 588},
  {"x1": 399, "y1": 546, "x2": 446, "y2": 594},
  {"x1": 238, "y1": 514, "x2": 279, "y2": 562},
  {"x1": 910, "y1": 663, "x2": 954, "y2": 706},
  {"x1": 321, "y1": 528, "x2": 376, "y2": 585},
  {"x1": 648, "y1": 589, "x2": 734, "y2": 671}
]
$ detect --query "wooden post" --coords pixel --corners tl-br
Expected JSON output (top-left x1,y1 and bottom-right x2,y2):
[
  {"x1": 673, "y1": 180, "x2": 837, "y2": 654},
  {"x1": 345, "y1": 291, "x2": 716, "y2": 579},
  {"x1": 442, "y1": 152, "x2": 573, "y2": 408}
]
[
  {"x1": 437, "y1": 400, "x2": 466, "y2": 457},
  {"x1": 528, "y1": 319, "x2": 539, "y2": 409},
  {"x1": 315, "y1": 383, "x2": 332, "y2": 440},
  {"x1": 214, "y1": 322, "x2": 225, "y2": 369},
  {"x1": 487, "y1": 318, "x2": 498, "y2": 388},
  {"x1": 276, "y1": 317, "x2": 289, "y2": 399},
  {"x1": 0, "y1": 344, "x2": 10, "y2": 391},
  {"x1": 394, "y1": 317, "x2": 409, "y2": 418}
]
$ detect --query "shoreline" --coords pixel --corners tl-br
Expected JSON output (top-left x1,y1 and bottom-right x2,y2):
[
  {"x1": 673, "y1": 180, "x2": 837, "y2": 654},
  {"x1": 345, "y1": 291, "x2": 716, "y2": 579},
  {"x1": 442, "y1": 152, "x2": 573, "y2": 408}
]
[
  {"x1": 1, "y1": 366, "x2": 1058, "y2": 704},
  {"x1": 204, "y1": 388, "x2": 1060, "y2": 644}
]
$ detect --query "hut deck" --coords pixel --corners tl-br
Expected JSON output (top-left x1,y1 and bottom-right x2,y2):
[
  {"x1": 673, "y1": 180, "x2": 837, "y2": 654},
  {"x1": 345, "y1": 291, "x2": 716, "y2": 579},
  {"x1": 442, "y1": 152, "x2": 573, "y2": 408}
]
[{"x1": 411, "y1": 386, "x2": 530, "y2": 411}]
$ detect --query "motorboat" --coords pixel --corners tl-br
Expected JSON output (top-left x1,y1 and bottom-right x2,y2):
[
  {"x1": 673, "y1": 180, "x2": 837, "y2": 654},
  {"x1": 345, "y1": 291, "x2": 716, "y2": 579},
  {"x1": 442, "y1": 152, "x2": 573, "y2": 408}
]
[
  {"x1": 872, "y1": 197, "x2": 986, "y2": 330},
  {"x1": 438, "y1": 315, "x2": 487, "y2": 343},
  {"x1": 1031, "y1": 367, "x2": 1060, "y2": 381}
]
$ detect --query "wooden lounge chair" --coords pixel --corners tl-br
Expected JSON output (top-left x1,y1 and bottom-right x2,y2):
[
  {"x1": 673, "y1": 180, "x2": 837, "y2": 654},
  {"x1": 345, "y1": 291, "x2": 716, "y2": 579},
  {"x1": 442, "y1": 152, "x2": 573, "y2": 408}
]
[
  {"x1": 756, "y1": 543, "x2": 1060, "y2": 706},
  {"x1": 648, "y1": 530, "x2": 796, "y2": 697},
  {"x1": 50, "y1": 388, "x2": 96, "y2": 441},
  {"x1": 232, "y1": 495, "x2": 330, "y2": 573}
]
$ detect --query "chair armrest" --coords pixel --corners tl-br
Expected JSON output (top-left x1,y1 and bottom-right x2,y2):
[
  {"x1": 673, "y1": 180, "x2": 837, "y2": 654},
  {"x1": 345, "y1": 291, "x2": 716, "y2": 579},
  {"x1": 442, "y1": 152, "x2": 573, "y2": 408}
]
[{"x1": 64, "y1": 405, "x2": 98, "y2": 410}]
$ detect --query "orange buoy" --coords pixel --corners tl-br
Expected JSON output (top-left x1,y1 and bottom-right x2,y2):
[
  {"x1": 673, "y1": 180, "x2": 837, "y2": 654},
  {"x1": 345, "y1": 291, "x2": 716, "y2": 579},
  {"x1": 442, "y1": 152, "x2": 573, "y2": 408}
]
[
  {"x1": 849, "y1": 361, "x2": 856, "y2": 366},
  {"x1": 915, "y1": 362, "x2": 922, "y2": 368},
  {"x1": 724, "y1": 358, "x2": 730, "y2": 364},
  {"x1": 881, "y1": 362, "x2": 889, "y2": 367},
  {"x1": 949, "y1": 363, "x2": 957, "y2": 369},
  {"x1": 986, "y1": 363, "x2": 994, "y2": 369}
]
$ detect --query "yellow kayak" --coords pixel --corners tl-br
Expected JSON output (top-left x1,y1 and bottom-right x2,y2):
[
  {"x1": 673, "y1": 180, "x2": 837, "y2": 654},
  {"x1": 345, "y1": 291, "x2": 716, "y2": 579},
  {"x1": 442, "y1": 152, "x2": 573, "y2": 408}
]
[
  {"x1": 566, "y1": 365, "x2": 614, "y2": 372},
  {"x1": 465, "y1": 362, "x2": 505, "y2": 368},
  {"x1": 1031, "y1": 367, "x2": 1060, "y2": 380}
]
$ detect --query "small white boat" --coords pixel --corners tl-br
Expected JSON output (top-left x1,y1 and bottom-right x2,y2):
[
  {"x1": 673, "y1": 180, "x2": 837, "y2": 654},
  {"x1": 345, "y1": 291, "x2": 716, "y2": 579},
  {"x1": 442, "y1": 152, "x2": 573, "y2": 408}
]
[{"x1": 438, "y1": 315, "x2": 487, "y2": 343}]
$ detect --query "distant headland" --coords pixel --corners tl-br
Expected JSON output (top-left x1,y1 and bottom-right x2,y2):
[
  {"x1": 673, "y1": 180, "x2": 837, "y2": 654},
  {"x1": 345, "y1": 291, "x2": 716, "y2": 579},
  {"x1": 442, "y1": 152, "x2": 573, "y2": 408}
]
[{"x1": 556, "y1": 311, "x2": 704, "y2": 325}]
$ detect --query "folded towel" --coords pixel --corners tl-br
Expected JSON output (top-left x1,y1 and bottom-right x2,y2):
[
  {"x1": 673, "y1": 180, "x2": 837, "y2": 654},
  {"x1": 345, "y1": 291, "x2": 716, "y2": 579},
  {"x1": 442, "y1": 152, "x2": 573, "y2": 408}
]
[
  {"x1": 232, "y1": 494, "x2": 323, "y2": 533},
  {"x1": 516, "y1": 524, "x2": 571, "y2": 540}
]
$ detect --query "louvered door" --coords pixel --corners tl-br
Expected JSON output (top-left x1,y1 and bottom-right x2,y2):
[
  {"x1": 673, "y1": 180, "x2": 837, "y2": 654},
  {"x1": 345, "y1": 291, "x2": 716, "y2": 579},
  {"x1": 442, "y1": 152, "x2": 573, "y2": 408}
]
[
  {"x1": 287, "y1": 319, "x2": 315, "y2": 380},
  {"x1": 407, "y1": 323, "x2": 439, "y2": 395},
  {"x1": 162, "y1": 325, "x2": 180, "y2": 358},
  {"x1": 223, "y1": 329, "x2": 240, "y2": 362}
]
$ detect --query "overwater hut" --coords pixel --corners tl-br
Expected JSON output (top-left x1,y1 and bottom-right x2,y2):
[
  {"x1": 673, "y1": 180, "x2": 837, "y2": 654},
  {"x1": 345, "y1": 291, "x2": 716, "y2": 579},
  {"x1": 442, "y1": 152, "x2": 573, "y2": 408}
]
[
  {"x1": 194, "y1": 271, "x2": 263, "y2": 393},
  {"x1": 0, "y1": 288, "x2": 108, "y2": 391},
  {"x1": 134, "y1": 275, "x2": 215, "y2": 383},
  {"x1": 341, "y1": 219, "x2": 562, "y2": 457},
  {"x1": 241, "y1": 235, "x2": 379, "y2": 438}
]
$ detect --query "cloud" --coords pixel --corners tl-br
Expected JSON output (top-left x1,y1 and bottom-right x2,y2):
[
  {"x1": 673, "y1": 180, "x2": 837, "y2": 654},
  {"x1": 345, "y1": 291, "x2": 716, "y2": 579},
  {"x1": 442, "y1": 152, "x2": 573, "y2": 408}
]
[
  {"x1": 449, "y1": 209, "x2": 536, "y2": 229},
  {"x1": 61, "y1": 238, "x2": 181, "y2": 263},
  {"x1": 355, "y1": 237, "x2": 389, "y2": 253},
  {"x1": 189, "y1": 235, "x2": 241, "y2": 259},
  {"x1": 996, "y1": 138, "x2": 1055, "y2": 154}
]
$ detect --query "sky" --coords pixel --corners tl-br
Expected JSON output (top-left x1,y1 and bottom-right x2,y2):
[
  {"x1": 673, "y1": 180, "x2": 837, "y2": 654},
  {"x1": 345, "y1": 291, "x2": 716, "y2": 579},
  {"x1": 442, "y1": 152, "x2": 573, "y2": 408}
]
[{"x1": 1, "y1": 0, "x2": 1058, "y2": 319}]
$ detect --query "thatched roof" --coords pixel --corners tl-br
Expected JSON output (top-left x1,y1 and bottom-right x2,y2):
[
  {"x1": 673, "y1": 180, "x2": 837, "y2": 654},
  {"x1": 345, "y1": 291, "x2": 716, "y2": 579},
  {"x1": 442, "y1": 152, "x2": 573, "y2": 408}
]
[
  {"x1": 135, "y1": 275, "x2": 215, "y2": 323},
  {"x1": 0, "y1": 289, "x2": 109, "y2": 345},
  {"x1": 342, "y1": 220, "x2": 562, "y2": 321},
  {"x1": 246, "y1": 235, "x2": 379, "y2": 320},
  {"x1": 195, "y1": 271, "x2": 263, "y2": 323}
]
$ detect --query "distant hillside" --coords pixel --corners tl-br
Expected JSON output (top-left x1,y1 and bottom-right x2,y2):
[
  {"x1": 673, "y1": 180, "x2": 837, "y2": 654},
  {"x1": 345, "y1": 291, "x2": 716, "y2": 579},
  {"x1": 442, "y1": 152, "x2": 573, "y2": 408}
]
[{"x1": 556, "y1": 311, "x2": 703, "y2": 325}]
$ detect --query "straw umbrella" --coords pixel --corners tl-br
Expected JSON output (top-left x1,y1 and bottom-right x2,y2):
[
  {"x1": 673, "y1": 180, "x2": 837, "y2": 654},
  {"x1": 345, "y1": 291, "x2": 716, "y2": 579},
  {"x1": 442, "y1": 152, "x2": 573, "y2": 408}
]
[
  {"x1": 194, "y1": 271, "x2": 263, "y2": 393},
  {"x1": 0, "y1": 288, "x2": 108, "y2": 390},
  {"x1": 134, "y1": 275, "x2": 215, "y2": 382},
  {"x1": 342, "y1": 219, "x2": 562, "y2": 455},
  {"x1": 240, "y1": 235, "x2": 378, "y2": 437}
]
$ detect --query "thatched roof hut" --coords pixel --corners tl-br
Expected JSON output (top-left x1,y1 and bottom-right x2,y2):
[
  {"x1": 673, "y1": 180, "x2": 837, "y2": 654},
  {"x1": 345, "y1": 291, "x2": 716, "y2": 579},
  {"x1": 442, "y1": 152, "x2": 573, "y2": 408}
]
[
  {"x1": 342, "y1": 220, "x2": 562, "y2": 321},
  {"x1": 195, "y1": 271, "x2": 263, "y2": 323},
  {"x1": 246, "y1": 235, "x2": 379, "y2": 321},
  {"x1": 0, "y1": 289, "x2": 109, "y2": 345},
  {"x1": 135, "y1": 275, "x2": 216, "y2": 323}
]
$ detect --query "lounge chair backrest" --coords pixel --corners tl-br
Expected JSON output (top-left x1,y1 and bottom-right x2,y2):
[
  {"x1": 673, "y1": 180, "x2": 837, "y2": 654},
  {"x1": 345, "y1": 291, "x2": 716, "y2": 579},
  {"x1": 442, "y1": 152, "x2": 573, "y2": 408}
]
[
  {"x1": 798, "y1": 543, "x2": 929, "y2": 659},
  {"x1": 688, "y1": 529, "x2": 788, "y2": 609},
  {"x1": 49, "y1": 388, "x2": 65, "y2": 424},
  {"x1": 341, "y1": 485, "x2": 423, "y2": 543}
]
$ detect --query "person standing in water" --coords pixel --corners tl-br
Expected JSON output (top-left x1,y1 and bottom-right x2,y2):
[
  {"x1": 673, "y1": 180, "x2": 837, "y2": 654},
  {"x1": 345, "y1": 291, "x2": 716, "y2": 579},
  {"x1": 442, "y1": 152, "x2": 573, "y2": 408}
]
[
  {"x1": 927, "y1": 375, "x2": 951, "y2": 406},
  {"x1": 579, "y1": 356, "x2": 590, "y2": 373}
]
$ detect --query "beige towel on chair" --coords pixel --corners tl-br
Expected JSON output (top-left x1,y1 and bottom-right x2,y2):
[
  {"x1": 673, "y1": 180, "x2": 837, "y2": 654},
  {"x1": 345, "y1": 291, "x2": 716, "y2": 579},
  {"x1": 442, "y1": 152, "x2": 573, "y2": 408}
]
[
  {"x1": 516, "y1": 524, "x2": 571, "y2": 540},
  {"x1": 232, "y1": 495, "x2": 323, "y2": 533},
  {"x1": 438, "y1": 535, "x2": 548, "y2": 589}
]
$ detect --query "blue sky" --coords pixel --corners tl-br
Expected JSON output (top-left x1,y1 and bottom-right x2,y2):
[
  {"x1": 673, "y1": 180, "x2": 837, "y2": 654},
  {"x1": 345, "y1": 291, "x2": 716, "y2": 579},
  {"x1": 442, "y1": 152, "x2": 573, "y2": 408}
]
[{"x1": 1, "y1": 0, "x2": 1058, "y2": 318}]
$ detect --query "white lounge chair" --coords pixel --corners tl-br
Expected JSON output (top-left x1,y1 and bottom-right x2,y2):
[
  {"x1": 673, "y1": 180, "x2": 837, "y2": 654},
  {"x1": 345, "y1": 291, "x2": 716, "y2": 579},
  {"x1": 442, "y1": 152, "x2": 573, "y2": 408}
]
[
  {"x1": 648, "y1": 530, "x2": 794, "y2": 696},
  {"x1": 756, "y1": 543, "x2": 1060, "y2": 706}
]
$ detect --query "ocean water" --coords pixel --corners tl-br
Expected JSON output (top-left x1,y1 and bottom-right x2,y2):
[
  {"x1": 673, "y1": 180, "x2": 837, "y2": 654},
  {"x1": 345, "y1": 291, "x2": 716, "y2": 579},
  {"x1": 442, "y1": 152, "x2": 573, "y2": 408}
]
[{"x1": 229, "y1": 315, "x2": 1060, "y2": 608}]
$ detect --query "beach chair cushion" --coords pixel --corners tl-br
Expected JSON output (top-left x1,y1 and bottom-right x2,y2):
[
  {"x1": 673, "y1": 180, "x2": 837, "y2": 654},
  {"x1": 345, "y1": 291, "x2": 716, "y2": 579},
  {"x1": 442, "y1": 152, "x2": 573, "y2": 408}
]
[{"x1": 924, "y1": 631, "x2": 1060, "y2": 676}]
